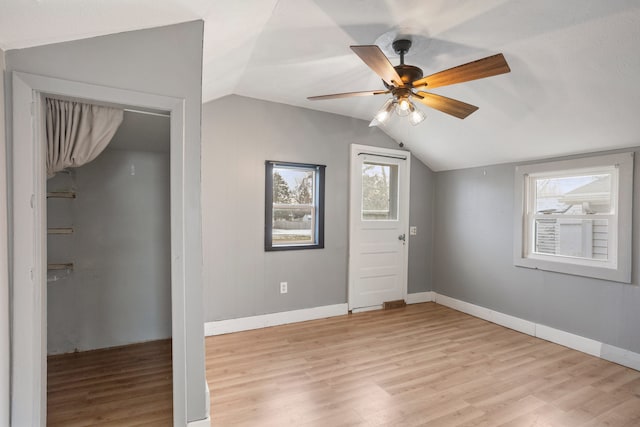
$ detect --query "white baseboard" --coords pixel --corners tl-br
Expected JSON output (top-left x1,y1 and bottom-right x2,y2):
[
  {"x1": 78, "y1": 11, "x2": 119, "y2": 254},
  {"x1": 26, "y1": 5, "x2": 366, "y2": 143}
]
[
  {"x1": 535, "y1": 324, "x2": 601, "y2": 357},
  {"x1": 204, "y1": 303, "x2": 348, "y2": 336},
  {"x1": 406, "y1": 291, "x2": 435, "y2": 304},
  {"x1": 205, "y1": 295, "x2": 434, "y2": 335},
  {"x1": 186, "y1": 380, "x2": 211, "y2": 426},
  {"x1": 204, "y1": 382, "x2": 210, "y2": 421},
  {"x1": 433, "y1": 292, "x2": 640, "y2": 371},
  {"x1": 601, "y1": 344, "x2": 640, "y2": 371},
  {"x1": 187, "y1": 416, "x2": 211, "y2": 427},
  {"x1": 435, "y1": 294, "x2": 535, "y2": 336}
]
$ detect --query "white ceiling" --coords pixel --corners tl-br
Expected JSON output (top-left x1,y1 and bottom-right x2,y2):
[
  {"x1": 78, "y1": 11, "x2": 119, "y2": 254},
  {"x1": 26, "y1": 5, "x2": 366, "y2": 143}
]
[{"x1": 2, "y1": 0, "x2": 640, "y2": 171}]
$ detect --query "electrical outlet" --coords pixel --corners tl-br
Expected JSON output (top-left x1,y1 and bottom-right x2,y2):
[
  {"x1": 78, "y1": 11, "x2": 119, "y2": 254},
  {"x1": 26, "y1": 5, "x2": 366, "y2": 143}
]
[
  {"x1": 410, "y1": 226, "x2": 417, "y2": 236},
  {"x1": 280, "y1": 282, "x2": 288, "y2": 294}
]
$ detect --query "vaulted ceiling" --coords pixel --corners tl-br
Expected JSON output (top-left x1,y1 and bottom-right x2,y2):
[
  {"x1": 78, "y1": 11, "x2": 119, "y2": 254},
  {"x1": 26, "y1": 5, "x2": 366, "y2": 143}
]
[{"x1": 1, "y1": 0, "x2": 639, "y2": 171}]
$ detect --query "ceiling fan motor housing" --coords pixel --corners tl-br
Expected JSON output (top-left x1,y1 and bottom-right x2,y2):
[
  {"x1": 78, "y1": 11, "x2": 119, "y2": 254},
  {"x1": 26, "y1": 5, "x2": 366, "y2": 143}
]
[
  {"x1": 382, "y1": 64, "x2": 424, "y2": 88},
  {"x1": 383, "y1": 38, "x2": 424, "y2": 88},
  {"x1": 395, "y1": 65, "x2": 423, "y2": 85}
]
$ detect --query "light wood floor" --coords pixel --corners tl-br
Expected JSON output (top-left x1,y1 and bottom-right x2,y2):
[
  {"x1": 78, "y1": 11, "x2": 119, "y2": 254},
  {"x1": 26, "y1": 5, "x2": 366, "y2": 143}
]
[
  {"x1": 47, "y1": 339, "x2": 173, "y2": 426},
  {"x1": 205, "y1": 303, "x2": 640, "y2": 426}
]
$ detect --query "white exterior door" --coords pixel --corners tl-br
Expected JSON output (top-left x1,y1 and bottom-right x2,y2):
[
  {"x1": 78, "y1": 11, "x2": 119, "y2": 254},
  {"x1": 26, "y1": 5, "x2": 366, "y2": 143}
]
[{"x1": 349, "y1": 144, "x2": 410, "y2": 311}]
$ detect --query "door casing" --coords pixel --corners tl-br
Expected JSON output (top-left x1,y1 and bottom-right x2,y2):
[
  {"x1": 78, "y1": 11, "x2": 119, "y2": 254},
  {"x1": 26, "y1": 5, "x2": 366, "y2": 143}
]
[{"x1": 10, "y1": 71, "x2": 189, "y2": 426}]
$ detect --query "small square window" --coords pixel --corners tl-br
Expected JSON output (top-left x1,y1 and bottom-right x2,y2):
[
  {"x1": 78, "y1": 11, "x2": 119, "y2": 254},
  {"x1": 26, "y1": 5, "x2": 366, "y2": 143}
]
[
  {"x1": 514, "y1": 152, "x2": 633, "y2": 283},
  {"x1": 265, "y1": 161, "x2": 325, "y2": 251}
]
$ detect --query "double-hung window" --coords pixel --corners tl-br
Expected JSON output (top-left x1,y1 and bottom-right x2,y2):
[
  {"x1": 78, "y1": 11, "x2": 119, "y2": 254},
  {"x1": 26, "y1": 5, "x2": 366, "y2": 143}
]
[
  {"x1": 265, "y1": 161, "x2": 325, "y2": 251},
  {"x1": 514, "y1": 152, "x2": 633, "y2": 282}
]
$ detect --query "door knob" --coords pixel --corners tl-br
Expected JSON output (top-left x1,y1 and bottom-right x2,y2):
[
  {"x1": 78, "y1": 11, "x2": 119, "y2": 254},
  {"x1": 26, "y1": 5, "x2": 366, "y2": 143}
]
[{"x1": 398, "y1": 233, "x2": 406, "y2": 242}]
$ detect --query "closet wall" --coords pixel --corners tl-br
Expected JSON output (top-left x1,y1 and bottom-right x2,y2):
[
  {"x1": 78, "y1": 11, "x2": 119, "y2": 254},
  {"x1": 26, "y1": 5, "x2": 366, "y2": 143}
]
[
  {"x1": 47, "y1": 111, "x2": 171, "y2": 355},
  {"x1": 0, "y1": 47, "x2": 9, "y2": 427}
]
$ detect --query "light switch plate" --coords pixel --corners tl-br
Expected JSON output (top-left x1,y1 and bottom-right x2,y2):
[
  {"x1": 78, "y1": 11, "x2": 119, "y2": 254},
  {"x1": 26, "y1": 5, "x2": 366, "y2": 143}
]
[{"x1": 410, "y1": 226, "x2": 417, "y2": 236}]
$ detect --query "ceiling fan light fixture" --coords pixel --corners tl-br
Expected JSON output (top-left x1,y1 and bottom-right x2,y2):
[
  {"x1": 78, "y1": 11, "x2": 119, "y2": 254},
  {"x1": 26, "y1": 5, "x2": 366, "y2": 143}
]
[
  {"x1": 370, "y1": 98, "x2": 395, "y2": 127},
  {"x1": 309, "y1": 39, "x2": 511, "y2": 127},
  {"x1": 396, "y1": 97, "x2": 411, "y2": 116},
  {"x1": 368, "y1": 117, "x2": 383, "y2": 127},
  {"x1": 408, "y1": 104, "x2": 426, "y2": 126}
]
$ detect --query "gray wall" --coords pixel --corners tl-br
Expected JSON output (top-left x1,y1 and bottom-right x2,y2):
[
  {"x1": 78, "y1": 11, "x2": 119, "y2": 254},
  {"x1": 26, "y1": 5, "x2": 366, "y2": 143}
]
[
  {"x1": 5, "y1": 22, "x2": 207, "y2": 422},
  {"x1": 201, "y1": 95, "x2": 434, "y2": 322},
  {"x1": 0, "y1": 48, "x2": 9, "y2": 427},
  {"x1": 47, "y1": 139, "x2": 171, "y2": 354},
  {"x1": 409, "y1": 154, "x2": 435, "y2": 294},
  {"x1": 433, "y1": 148, "x2": 640, "y2": 354}
]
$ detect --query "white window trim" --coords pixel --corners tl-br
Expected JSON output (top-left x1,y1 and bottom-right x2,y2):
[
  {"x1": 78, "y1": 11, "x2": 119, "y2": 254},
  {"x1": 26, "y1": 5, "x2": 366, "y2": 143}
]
[{"x1": 513, "y1": 152, "x2": 634, "y2": 283}]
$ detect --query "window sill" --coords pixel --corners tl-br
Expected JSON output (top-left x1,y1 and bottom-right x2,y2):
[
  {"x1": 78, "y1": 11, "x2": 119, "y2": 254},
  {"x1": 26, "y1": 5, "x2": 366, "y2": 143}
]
[
  {"x1": 265, "y1": 243, "x2": 324, "y2": 252},
  {"x1": 514, "y1": 255, "x2": 630, "y2": 283}
]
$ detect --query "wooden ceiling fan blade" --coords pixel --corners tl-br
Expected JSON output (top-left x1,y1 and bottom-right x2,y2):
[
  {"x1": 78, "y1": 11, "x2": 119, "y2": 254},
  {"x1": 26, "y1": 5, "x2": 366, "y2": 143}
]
[
  {"x1": 414, "y1": 91, "x2": 479, "y2": 119},
  {"x1": 412, "y1": 53, "x2": 510, "y2": 89},
  {"x1": 350, "y1": 45, "x2": 404, "y2": 87},
  {"x1": 307, "y1": 90, "x2": 388, "y2": 101}
]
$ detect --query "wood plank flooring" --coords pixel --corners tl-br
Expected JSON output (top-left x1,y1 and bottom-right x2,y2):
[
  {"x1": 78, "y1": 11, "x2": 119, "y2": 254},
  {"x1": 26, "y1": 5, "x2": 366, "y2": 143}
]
[
  {"x1": 47, "y1": 339, "x2": 173, "y2": 426},
  {"x1": 205, "y1": 303, "x2": 640, "y2": 426}
]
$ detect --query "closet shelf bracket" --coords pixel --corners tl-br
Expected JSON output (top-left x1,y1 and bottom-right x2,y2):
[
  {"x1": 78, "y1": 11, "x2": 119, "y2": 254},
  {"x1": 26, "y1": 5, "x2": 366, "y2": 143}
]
[
  {"x1": 48, "y1": 227, "x2": 74, "y2": 235},
  {"x1": 47, "y1": 191, "x2": 76, "y2": 199},
  {"x1": 48, "y1": 263, "x2": 74, "y2": 271}
]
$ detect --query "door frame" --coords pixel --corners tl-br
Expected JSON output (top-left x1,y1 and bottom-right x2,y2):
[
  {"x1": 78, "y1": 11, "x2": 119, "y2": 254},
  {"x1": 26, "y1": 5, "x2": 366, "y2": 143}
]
[
  {"x1": 348, "y1": 143, "x2": 411, "y2": 311},
  {"x1": 10, "y1": 71, "x2": 189, "y2": 426}
]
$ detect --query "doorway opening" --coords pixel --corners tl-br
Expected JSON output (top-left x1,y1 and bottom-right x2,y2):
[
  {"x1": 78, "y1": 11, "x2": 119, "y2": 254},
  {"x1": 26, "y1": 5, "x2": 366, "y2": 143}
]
[
  {"x1": 11, "y1": 72, "x2": 189, "y2": 426},
  {"x1": 45, "y1": 105, "x2": 173, "y2": 425}
]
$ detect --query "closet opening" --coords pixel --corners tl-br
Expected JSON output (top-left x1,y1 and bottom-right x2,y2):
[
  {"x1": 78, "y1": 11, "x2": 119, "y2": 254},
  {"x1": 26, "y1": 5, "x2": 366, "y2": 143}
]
[
  {"x1": 44, "y1": 98, "x2": 173, "y2": 425},
  {"x1": 11, "y1": 72, "x2": 191, "y2": 426}
]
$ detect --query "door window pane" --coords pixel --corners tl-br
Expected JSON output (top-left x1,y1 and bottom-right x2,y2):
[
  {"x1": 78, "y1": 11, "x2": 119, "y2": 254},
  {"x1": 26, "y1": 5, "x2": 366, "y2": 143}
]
[{"x1": 362, "y1": 162, "x2": 398, "y2": 220}]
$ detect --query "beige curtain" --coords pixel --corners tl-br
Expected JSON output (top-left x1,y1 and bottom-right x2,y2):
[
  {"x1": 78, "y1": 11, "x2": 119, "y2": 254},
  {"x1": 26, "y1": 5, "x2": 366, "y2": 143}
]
[{"x1": 45, "y1": 98, "x2": 124, "y2": 177}]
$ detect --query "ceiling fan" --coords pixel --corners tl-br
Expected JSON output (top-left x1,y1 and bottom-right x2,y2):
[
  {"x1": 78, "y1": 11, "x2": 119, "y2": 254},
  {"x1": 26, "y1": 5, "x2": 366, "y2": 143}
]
[{"x1": 308, "y1": 39, "x2": 511, "y2": 126}]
